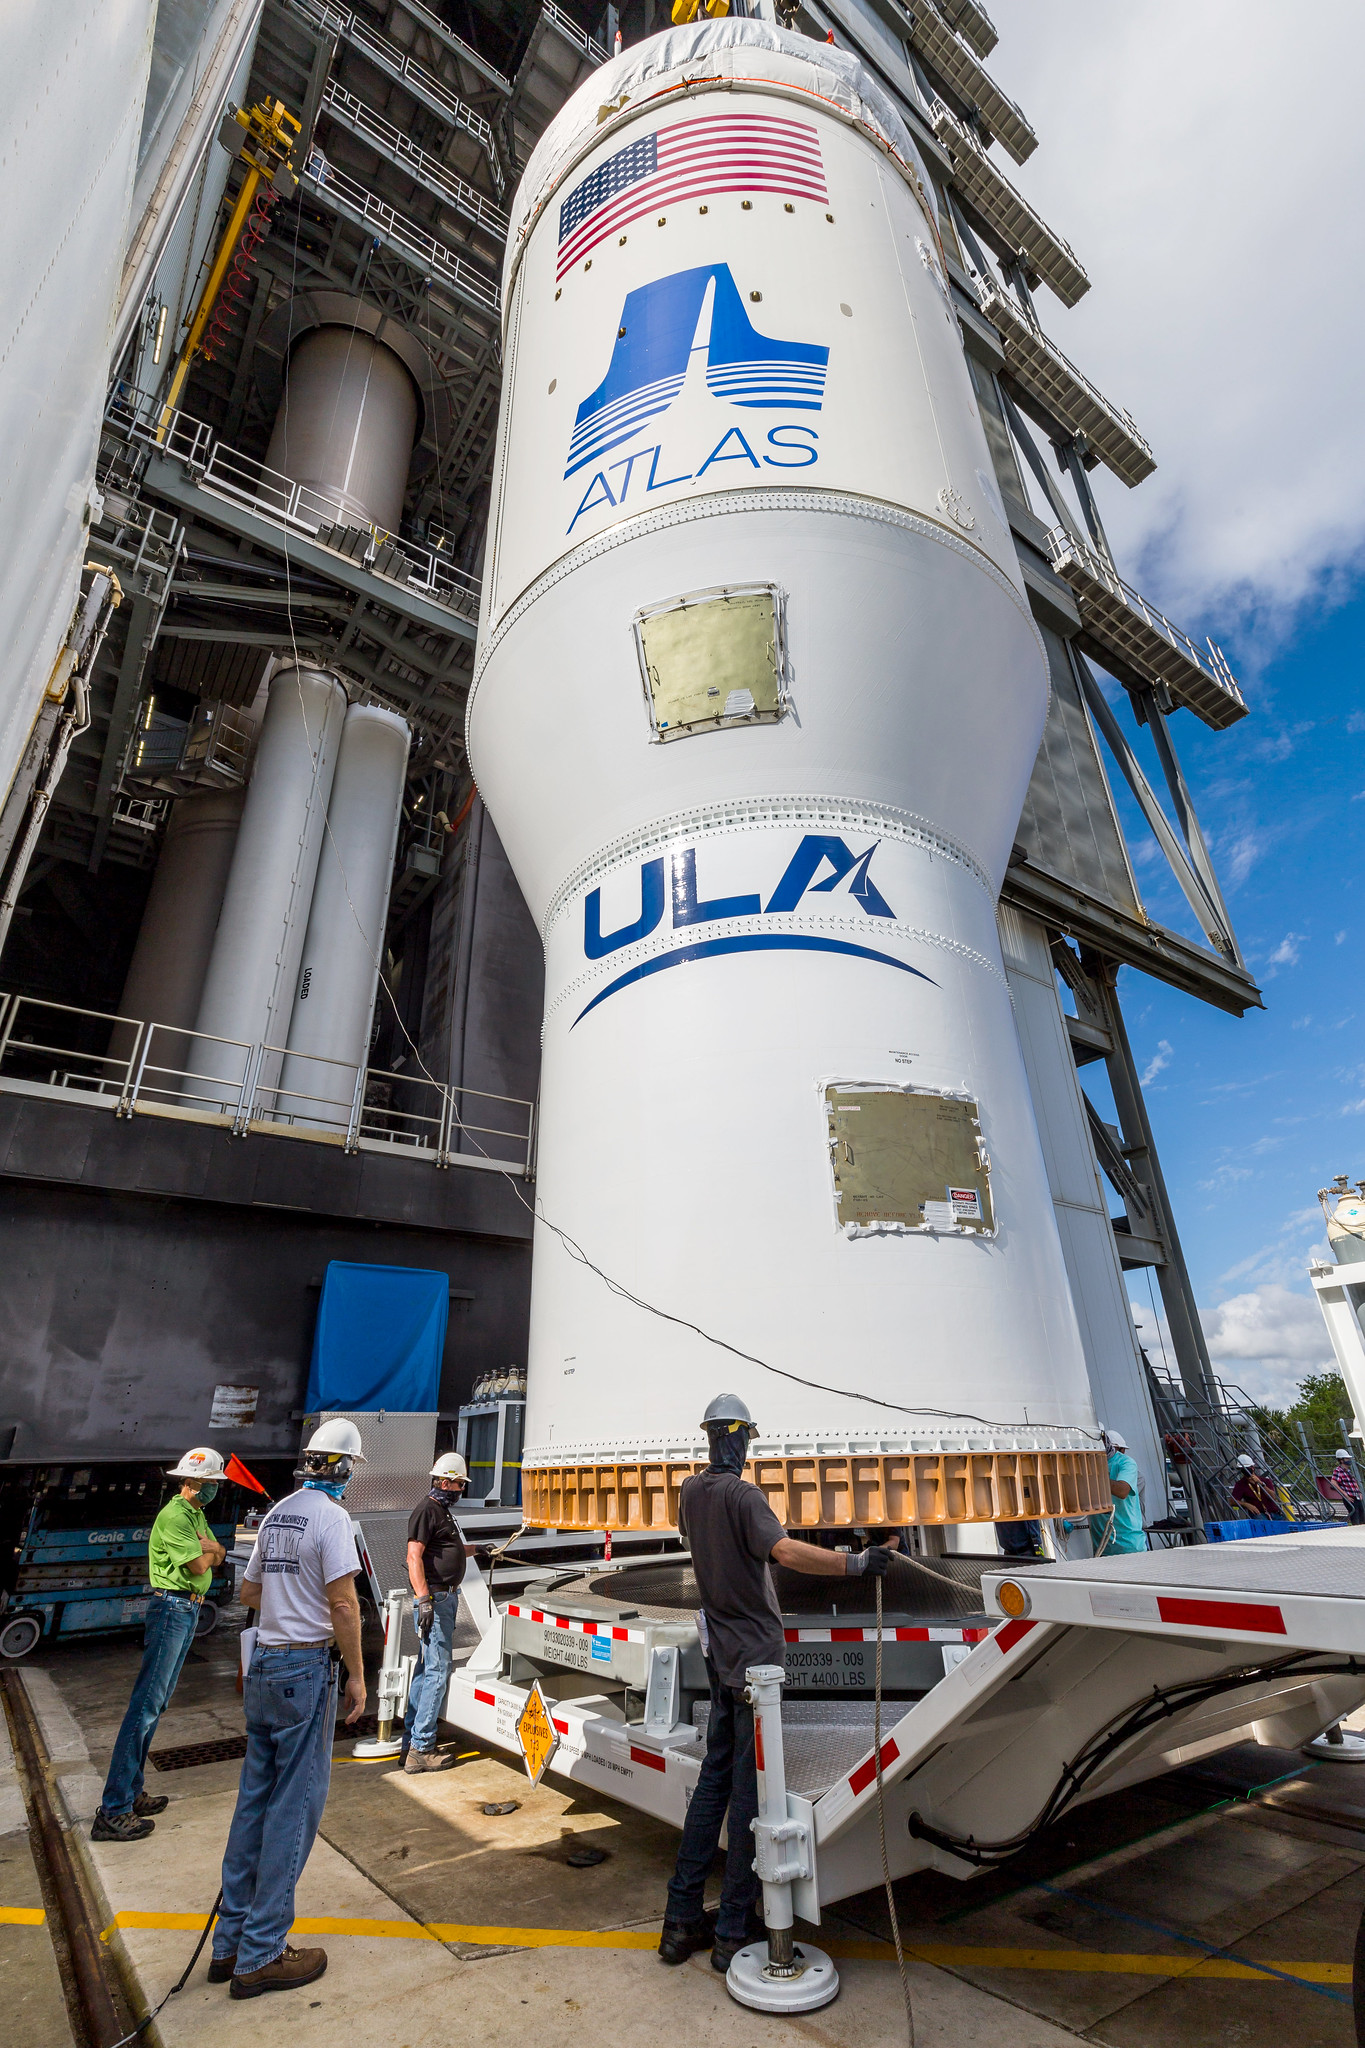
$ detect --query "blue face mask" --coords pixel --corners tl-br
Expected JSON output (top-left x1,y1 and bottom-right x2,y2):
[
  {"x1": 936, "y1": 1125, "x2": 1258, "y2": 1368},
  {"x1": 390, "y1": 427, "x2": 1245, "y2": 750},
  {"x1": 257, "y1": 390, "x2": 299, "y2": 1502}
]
[{"x1": 303, "y1": 1477, "x2": 349, "y2": 1500}]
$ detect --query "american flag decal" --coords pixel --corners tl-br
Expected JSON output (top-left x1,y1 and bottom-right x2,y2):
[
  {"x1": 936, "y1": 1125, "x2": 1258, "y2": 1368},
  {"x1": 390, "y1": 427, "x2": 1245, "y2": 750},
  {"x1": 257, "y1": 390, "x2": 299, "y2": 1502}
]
[{"x1": 557, "y1": 114, "x2": 827, "y2": 280}]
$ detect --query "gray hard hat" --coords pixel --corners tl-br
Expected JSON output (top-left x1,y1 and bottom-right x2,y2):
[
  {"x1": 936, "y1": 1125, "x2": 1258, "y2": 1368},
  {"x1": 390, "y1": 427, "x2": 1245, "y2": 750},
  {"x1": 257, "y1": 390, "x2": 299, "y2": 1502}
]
[{"x1": 702, "y1": 1392, "x2": 755, "y2": 1432}]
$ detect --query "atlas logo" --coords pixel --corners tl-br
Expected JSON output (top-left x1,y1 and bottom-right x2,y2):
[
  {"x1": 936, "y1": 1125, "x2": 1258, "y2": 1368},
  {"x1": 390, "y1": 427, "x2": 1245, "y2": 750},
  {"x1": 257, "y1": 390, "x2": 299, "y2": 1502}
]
[
  {"x1": 566, "y1": 264, "x2": 829, "y2": 479},
  {"x1": 573, "y1": 836, "x2": 936, "y2": 1025}
]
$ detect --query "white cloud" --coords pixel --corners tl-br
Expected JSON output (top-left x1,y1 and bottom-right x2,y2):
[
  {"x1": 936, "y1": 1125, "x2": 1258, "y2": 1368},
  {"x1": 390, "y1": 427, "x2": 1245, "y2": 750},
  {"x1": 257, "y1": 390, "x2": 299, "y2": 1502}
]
[
  {"x1": 1264, "y1": 931, "x2": 1306, "y2": 972},
  {"x1": 1201, "y1": 1285, "x2": 1338, "y2": 1407},
  {"x1": 1217, "y1": 1205, "x2": 1329, "y2": 1289},
  {"x1": 988, "y1": 3, "x2": 1365, "y2": 641},
  {"x1": 1140, "y1": 1038, "x2": 1173, "y2": 1086},
  {"x1": 1338, "y1": 931, "x2": 1349, "y2": 945}
]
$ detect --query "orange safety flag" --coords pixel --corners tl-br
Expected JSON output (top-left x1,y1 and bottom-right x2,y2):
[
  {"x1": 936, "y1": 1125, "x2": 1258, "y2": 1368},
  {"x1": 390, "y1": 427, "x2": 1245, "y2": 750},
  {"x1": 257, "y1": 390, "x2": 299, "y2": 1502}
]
[{"x1": 224, "y1": 1454, "x2": 271, "y2": 1498}]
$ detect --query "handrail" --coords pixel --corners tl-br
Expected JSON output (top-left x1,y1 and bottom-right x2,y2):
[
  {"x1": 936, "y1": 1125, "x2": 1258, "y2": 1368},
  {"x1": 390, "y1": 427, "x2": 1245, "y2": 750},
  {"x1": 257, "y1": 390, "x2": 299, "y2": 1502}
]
[
  {"x1": 298, "y1": 154, "x2": 501, "y2": 317},
  {"x1": 1047, "y1": 528, "x2": 1245, "y2": 710},
  {"x1": 0, "y1": 992, "x2": 534, "y2": 1175},
  {"x1": 105, "y1": 385, "x2": 482, "y2": 624},
  {"x1": 321, "y1": 81, "x2": 508, "y2": 240}
]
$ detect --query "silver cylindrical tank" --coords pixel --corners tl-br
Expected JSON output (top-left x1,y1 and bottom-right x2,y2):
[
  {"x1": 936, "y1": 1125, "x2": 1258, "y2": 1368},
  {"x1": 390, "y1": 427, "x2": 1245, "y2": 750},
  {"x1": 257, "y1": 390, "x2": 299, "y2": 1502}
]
[
  {"x1": 264, "y1": 326, "x2": 418, "y2": 534},
  {"x1": 113, "y1": 788, "x2": 245, "y2": 1081},
  {"x1": 276, "y1": 701, "x2": 410, "y2": 1130},
  {"x1": 185, "y1": 663, "x2": 348, "y2": 1103}
]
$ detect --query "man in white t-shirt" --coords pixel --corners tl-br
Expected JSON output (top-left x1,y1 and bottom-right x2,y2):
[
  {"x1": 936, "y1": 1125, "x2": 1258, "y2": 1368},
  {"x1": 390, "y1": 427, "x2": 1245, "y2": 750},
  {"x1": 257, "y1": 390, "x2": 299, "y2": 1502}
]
[{"x1": 209, "y1": 1422, "x2": 368, "y2": 2001}]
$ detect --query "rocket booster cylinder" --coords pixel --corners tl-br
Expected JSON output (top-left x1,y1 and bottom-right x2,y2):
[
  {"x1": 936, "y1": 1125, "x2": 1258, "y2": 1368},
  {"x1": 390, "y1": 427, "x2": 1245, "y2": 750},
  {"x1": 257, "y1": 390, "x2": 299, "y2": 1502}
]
[
  {"x1": 278, "y1": 701, "x2": 410, "y2": 1129},
  {"x1": 468, "y1": 21, "x2": 1107, "y2": 1528}
]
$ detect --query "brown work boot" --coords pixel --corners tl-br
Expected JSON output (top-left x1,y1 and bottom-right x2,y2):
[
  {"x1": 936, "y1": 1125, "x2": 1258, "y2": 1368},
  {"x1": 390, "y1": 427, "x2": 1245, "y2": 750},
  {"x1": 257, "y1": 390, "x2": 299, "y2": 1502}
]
[
  {"x1": 229, "y1": 1945, "x2": 328, "y2": 1999},
  {"x1": 403, "y1": 1747, "x2": 454, "y2": 1772}
]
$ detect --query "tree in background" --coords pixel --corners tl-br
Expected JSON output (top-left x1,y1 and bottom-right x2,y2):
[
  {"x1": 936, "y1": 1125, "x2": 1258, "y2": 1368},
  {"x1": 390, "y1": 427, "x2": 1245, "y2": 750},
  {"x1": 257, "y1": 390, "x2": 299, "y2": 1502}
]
[{"x1": 1251, "y1": 1370, "x2": 1354, "y2": 1452}]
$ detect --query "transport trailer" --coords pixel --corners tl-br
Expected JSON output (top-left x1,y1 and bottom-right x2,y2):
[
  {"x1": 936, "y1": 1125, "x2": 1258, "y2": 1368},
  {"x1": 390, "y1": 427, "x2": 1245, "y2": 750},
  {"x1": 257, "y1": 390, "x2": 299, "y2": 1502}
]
[
  {"x1": 0, "y1": 1462, "x2": 238, "y2": 1660},
  {"x1": 445, "y1": 1537, "x2": 1365, "y2": 1916}
]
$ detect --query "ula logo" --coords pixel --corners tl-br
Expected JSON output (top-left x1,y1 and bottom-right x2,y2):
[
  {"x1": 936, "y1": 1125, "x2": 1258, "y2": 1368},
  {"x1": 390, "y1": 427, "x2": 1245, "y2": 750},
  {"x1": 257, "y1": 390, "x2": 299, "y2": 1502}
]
[{"x1": 573, "y1": 836, "x2": 936, "y2": 1026}]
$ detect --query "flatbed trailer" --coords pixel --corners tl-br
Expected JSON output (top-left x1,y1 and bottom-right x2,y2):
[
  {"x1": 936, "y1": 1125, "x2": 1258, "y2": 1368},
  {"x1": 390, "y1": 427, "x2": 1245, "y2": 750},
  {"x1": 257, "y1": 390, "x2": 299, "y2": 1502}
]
[{"x1": 444, "y1": 1534, "x2": 1365, "y2": 1916}]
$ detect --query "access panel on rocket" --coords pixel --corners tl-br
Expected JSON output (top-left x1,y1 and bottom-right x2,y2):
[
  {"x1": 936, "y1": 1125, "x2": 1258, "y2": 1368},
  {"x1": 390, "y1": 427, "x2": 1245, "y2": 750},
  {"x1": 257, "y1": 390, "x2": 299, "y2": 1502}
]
[{"x1": 468, "y1": 20, "x2": 1109, "y2": 1531}]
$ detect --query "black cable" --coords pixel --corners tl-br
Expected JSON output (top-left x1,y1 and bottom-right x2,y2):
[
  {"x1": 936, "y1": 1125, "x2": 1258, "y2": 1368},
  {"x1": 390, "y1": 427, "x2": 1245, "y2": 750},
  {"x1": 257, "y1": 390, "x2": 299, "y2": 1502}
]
[
  {"x1": 106, "y1": 1889, "x2": 223, "y2": 2048},
  {"x1": 908, "y1": 1655, "x2": 1362, "y2": 1866}
]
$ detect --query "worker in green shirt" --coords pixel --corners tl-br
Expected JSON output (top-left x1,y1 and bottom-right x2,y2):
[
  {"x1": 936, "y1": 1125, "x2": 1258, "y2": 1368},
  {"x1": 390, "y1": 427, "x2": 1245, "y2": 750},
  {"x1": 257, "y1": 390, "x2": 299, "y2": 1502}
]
[{"x1": 92, "y1": 1448, "x2": 229, "y2": 1842}]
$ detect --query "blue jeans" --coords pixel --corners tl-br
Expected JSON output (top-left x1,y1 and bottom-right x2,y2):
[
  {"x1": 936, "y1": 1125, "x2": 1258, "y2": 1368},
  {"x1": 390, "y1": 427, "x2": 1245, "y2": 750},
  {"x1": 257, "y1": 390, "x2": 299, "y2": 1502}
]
[
  {"x1": 215, "y1": 1644, "x2": 336, "y2": 1974},
  {"x1": 665, "y1": 1660, "x2": 760, "y2": 1943},
  {"x1": 101, "y1": 1592, "x2": 199, "y2": 1816},
  {"x1": 404, "y1": 1591, "x2": 457, "y2": 1751}
]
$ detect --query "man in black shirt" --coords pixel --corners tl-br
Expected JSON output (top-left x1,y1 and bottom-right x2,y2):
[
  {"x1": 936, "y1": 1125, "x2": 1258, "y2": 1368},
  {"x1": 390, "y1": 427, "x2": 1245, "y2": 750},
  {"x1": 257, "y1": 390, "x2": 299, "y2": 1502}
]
[
  {"x1": 404, "y1": 1453, "x2": 484, "y2": 1771},
  {"x1": 659, "y1": 1394, "x2": 892, "y2": 1973}
]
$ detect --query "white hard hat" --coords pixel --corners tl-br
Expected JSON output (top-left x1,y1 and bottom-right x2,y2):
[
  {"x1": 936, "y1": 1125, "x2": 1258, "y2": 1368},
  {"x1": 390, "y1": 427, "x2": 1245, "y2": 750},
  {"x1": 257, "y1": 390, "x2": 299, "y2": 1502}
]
[
  {"x1": 166, "y1": 1447, "x2": 226, "y2": 1481},
  {"x1": 1337, "y1": 1448, "x2": 1352, "y2": 1459},
  {"x1": 431, "y1": 1453, "x2": 468, "y2": 1482},
  {"x1": 305, "y1": 1418, "x2": 366, "y2": 1461},
  {"x1": 1237, "y1": 1453, "x2": 1255, "y2": 1467},
  {"x1": 1107, "y1": 1430, "x2": 1127, "y2": 1450}
]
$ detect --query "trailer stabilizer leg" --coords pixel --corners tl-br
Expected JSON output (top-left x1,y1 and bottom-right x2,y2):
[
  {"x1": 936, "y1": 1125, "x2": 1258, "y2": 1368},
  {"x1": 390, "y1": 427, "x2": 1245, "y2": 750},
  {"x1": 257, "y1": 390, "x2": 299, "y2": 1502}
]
[
  {"x1": 354, "y1": 1589, "x2": 412, "y2": 1758},
  {"x1": 1304, "y1": 1720, "x2": 1365, "y2": 1763},
  {"x1": 726, "y1": 1664, "x2": 839, "y2": 2015}
]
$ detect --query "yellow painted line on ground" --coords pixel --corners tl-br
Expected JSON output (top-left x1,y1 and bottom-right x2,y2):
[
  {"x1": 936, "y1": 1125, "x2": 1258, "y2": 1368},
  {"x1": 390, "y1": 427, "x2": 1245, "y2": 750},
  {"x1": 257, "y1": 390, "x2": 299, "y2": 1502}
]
[
  {"x1": 0, "y1": 1907, "x2": 46, "y2": 1926},
  {"x1": 78, "y1": 1911, "x2": 1349, "y2": 1983}
]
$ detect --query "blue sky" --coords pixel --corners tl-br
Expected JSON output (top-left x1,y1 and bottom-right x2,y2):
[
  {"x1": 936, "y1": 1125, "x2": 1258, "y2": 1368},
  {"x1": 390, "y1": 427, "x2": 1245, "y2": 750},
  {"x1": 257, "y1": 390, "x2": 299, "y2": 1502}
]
[
  {"x1": 986, "y1": 2, "x2": 1365, "y2": 1401},
  {"x1": 1093, "y1": 591, "x2": 1364, "y2": 1403}
]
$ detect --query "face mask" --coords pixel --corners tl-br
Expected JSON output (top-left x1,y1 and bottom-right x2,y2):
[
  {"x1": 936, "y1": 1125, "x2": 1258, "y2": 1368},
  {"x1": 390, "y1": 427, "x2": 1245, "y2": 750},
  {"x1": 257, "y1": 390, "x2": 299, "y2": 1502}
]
[
  {"x1": 708, "y1": 1425, "x2": 750, "y2": 1475},
  {"x1": 195, "y1": 1481, "x2": 219, "y2": 1505},
  {"x1": 303, "y1": 1477, "x2": 348, "y2": 1500}
]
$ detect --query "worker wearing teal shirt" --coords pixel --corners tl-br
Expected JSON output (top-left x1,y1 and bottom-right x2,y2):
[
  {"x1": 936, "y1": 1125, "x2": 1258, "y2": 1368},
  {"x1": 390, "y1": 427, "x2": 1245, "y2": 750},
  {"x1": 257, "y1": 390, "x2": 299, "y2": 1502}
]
[{"x1": 1089, "y1": 1428, "x2": 1147, "y2": 1555}]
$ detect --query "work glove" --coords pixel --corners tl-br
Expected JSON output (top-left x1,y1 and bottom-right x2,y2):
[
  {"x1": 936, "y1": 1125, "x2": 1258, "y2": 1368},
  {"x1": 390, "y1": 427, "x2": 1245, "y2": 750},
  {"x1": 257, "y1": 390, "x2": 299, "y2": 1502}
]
[
  {"x1": 845, "y1": 1543, "x2": 893, "y2": 1578},
  {"x1": 472, "y1": 1546, "x2": 496, "y2": 1570},
  {"x1": 416, "y1": 1596, "x2": 435, "y2": 1642}
]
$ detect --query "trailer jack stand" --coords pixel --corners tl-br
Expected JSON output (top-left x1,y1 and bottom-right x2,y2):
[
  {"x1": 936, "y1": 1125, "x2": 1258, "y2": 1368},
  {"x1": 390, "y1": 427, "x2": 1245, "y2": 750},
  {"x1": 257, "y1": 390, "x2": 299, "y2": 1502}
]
[
  {"x1": 726, "y1": 1666, "x2": 839, "y2": 2015},
  {"x1": 1304, "y1": 1720, "x2": 1365, "y2": 1763},
  {"x1": 354, "y1": 1589, "x2": 414, "y2": 1759}
]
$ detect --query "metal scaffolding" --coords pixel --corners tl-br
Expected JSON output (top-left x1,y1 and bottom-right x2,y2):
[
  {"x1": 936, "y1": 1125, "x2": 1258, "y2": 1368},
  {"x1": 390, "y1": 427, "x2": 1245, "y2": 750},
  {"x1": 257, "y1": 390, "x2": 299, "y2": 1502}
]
[
  {"x1": 977, "y1": 282, "x2": 1155, "y2": 485},
  {"x1": 931, "y1": 103, "x2": 1088, "y2": 306}
]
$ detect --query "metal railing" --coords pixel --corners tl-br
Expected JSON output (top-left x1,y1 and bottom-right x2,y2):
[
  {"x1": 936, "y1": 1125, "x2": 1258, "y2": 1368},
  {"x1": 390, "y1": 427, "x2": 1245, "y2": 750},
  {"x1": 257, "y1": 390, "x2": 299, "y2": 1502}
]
[
  {"x1": 287, "y1": 0, "x2": 502, "y2": 180},
  {"x1": 1047, "y1": 529, "x2": 1245, "y2": 712},
  {"x1": 299, "y1": 154, "x2": 501, "y2": 317},
  {"x1": 321, "y1": 82, "x2": 508, "y2": 240},
  {"x1": 540, "y1": 0, "x2": 609, "y2": 65},
  {"x1": 0, "y1": 993, "x2": 534, "y2": 1174},
  {"x1": 1147, "y1": 1362, "x2": 1343, "y2": 1528},
  {"x1": 105, "y1": 386, "x2": 482, "y2": 626}
]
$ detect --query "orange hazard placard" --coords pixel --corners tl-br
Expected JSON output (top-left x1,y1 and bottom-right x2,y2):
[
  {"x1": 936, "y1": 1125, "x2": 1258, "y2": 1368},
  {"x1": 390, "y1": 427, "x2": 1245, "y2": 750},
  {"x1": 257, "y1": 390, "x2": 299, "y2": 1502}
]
[{"x1": 516, "y1": 1680, "x2": 559, "y2": 1785}]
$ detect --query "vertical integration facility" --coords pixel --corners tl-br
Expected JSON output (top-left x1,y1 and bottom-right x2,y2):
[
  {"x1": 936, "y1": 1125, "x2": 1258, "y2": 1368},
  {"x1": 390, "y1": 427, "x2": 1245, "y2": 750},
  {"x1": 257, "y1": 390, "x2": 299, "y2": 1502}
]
[{"x1": 0, "y1": 0, "x2": 1259, "y2": 1545}]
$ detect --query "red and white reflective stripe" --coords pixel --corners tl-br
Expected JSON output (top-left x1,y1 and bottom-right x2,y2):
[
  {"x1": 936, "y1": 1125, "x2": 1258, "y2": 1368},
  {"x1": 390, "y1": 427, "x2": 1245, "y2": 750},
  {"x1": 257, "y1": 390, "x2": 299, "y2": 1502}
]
[
  {"x1": 473, "y1": 1687, "x2": 496, "y2": 1706},
  {"x1": 1157, "y1": 1596, "x2": 1286, "y2": 1635},
  {"x1": 848, "y1": 1737, "x2": 899, "y2": 1796},
  {"x1": 783, "y1": 1625, "x2": 990, "y2": 1645},
  {"x1": 504, "y1": 1602, "x2": 645, "y2": 1643},
  {"x1": 630, "y1": 1745, "x2": 667, "y2": 1773}
]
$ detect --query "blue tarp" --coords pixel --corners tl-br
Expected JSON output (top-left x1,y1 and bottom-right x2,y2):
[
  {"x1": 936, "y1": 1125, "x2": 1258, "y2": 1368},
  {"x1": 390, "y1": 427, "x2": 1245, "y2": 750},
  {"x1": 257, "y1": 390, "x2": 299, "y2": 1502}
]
[{"x1": 305, "y1": 1262, "x2": 448, "y2": 1414}]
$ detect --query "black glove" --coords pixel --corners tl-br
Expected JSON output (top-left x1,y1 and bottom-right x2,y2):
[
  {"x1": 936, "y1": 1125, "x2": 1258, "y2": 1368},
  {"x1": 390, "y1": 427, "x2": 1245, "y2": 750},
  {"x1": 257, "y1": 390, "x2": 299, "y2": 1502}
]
[
  {"x1": 846, "y1": 1543, "x2": 893, "y2": 1578},
  {"x1": 416, "y1": 1595, "x2": 435, "y2": 1642},
  {"x1": 472, "y1": 1546, "x2": 496, "y2": 1570}
]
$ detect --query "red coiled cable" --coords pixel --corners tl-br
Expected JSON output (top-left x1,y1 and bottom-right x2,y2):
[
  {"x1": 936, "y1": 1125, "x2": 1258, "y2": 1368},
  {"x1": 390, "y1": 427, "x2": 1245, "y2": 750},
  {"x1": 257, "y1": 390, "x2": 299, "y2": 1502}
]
[{"x1": 202, "y1": 186, "x2": 279, "y2": 362}]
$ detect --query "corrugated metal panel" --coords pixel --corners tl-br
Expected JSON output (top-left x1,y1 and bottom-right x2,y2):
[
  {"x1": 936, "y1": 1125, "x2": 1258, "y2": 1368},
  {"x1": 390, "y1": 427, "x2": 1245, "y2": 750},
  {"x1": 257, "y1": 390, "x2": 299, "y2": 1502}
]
[{"x1": 1014, "y1": 626, "x2": 1143, "y2": 920}]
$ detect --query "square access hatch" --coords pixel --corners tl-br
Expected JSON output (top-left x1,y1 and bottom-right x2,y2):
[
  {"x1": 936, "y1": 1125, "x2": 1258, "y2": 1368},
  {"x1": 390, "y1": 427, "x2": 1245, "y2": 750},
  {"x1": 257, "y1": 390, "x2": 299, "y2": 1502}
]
[{"x1": 633, "y1": 583, "x2": 788, "y2": 741}]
